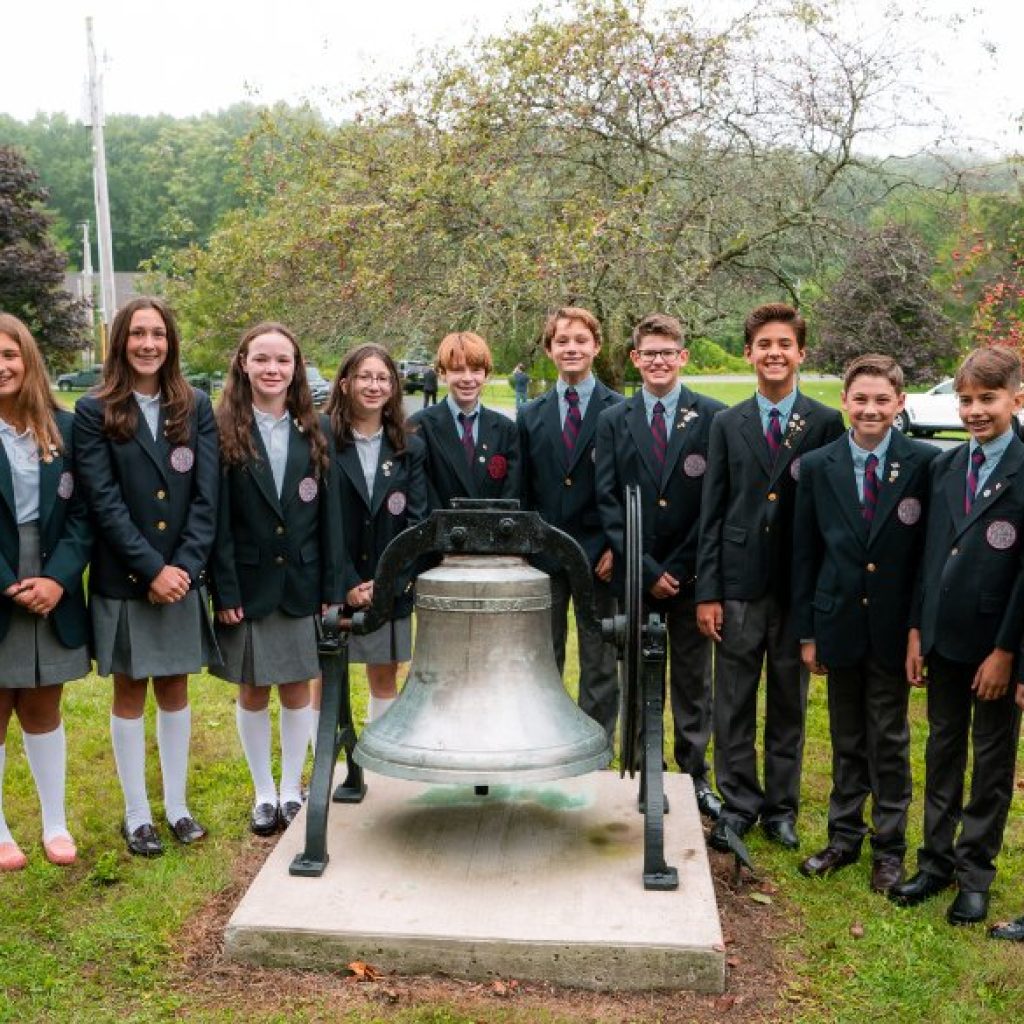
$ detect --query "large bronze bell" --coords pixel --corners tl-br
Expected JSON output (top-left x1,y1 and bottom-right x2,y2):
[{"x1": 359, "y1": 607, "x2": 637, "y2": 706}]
[{"x1": 353, "y1": 554, "x2": 612, "y2": 784}]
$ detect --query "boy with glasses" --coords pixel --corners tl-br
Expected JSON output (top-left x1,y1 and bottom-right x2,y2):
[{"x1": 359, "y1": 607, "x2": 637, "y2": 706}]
[{"x1": 596, "y1": 313, "x2": 726, "y2": 819}]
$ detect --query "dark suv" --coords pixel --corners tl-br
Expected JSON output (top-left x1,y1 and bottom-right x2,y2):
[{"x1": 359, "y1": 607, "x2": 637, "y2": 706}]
[
  {"x1": 55, "y1": 367, "x2": 102, "y2": 391},
  {"x1": 397, "y1": 359, "x2": 431, "y2": 394}
]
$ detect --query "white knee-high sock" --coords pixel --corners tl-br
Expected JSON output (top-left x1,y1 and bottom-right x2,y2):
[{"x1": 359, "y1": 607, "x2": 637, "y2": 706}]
[
  {"x1": 110, "y1": 714, "x2": 151, "y2": 831},
  {"x1": 309, "y1": 708, "x2": 320, "y2": 756},
  {"x1": 368, "y1": 695, "x2": 396, "y2": 722},
  {"x1": 22, "y1": 725, "x2": 70, "y2": 842},
  {"x1": 236, "y1": 705, "x2": 277, "y2": 807},
  {"x1": 0, "y1": 744, "x2": 14, "y2": 846},
  {"x1": 278, "y1": 705, "x2": 311, "y2": 805},
  {"x1": 156, "y1": 706, "x2": 192, "y2": 825}
]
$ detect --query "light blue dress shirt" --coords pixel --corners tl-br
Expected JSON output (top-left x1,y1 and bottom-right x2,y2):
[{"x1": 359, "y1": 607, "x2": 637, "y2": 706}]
[
  {"x1": 556, "y1": 374, "x2": 597, "y2": 428},
  {"x1": 254, "y1": 406, "x2": 291, "y2": 497},
  {"x1": 848, "y1": 428, "x2": 893, "y2": 504},
  {"x1": 641, "y1": 384, "x2": 681, "y2": 426},
  {"x1": 969, "y1": 426, "x2": 1015, "y2": 493},
  {"x1": 0, "y1": 419, "x2": 40, "y2": 524},
  {"x1": 446, "y1": 394, "x2": 480, "y2": 444},
  {"x1": 353, "y1": 426, "x2": 384, "y2": 501},
  {"x1": 755, "y1": 388, "x2": 798, "y2": 434},
  {"x1": 133, "y1": 391, "x2": 161, "y2": 440}
]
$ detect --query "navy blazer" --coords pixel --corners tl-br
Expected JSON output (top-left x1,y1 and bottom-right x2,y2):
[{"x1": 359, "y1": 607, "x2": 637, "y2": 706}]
[
  {"x1": 407, "y1": 401, "x2": 520, "y2": 509},
  {"x1": 696, "y1": 392, "x2": 845, "y2": 606},
  {"x1": 0, "y1": 409, "x2": 91, "y2": 649},
  {"x1": 596, "y1": 384, "x2": 726, "y2": 598},
  {"x1": 335, "y1": 431, "x2": 429, "y2": 619},
  {"x1": 73, "y1": 389, "x2": 219, "y2": 600},
  {"x1": 518, "y1": 380, "x2": 623, "y2": 570},
  {"x1": 209, "y1": 416, "x2": 344, "y2": 618},
  {"x1": 912, "y1": 437, "x2": 1024, "y2": 664},
  {"x1": 792, "y1": 430, "x2": 937, "y2": 672}
]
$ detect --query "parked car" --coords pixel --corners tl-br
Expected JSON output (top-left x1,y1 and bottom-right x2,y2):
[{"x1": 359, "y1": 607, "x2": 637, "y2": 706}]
[
  {"x1": 55, "y1": 366, "x2": 102, "y2": 391},
  {"x1": 397, "y1": 359, "x2": 431, "y2": 394},
  {"x1": 305, "y1": 365, "x2": 331, "y2": 408},
  {"x1": 894, "y1": 378, "x2": 967, "y2": 437}
]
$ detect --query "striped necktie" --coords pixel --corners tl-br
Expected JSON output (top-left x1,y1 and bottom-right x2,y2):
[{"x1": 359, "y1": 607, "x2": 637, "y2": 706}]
[
  {"x1": 651, "y1": 401, "x2": 668, "y2": 469},
  {"x1": 965, "y1": 447, "x2": 986, "y2": 513},
  {"x1": 562, "y1": 387, "x2": 582, "y2": 458},
  {"x1": 766, "y1": 407, "x2": 783, "y2": 461},
  {"x1": 457, "y1": 411, "x2": 477, "y2": 466},
  {"x1": 862, "y1": 453, "x2": 879, "y2": 522}
]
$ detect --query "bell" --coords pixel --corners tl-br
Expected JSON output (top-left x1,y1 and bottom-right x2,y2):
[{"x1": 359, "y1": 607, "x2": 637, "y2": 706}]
[{"x1": 353, "y1": 555, "x2": 612, "y2": 784}]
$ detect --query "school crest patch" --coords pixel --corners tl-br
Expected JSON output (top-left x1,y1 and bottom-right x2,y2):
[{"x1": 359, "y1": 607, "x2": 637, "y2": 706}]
[
  {"x1": 790, "y1": 457, "x2": 802, "y2": 481},
  {"x1": 897, "y1": 497, "x2": 922, "y2": 525},
  {"x1": 298, "y1": 476, "x2": 318, "y2": 503},
  {"x1": 387, "y1": 490, "x2": 407, "y2": 516},
  {"x1": 57, "y1": 471, "x2": 74, "y2": 500},
  {"x1": 986, "y1": 519, "x2": 1017, "y2": 551},
  {"x1": 170, "y1": 446, "x2": 194, "y2": 473},
  {"x1": 683, "y1": 453, "x2": 706, "y2": 478},
  {"x1": 487, "y1": 454, "x2": 508, "y2": 480}
]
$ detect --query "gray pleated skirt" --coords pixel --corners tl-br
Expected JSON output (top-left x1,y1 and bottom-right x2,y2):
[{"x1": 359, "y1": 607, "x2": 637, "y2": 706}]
[
  {"x1": 210, "y1": 608, "x2": 320, "y2": 686},
  {"x1": 92, "y1": 587, "x2": 218, "y2": 679},
  {"x1": 348, "y1": 615, "x2": 412, "y2": 665},
  {"x1": 0, "y1": 524, "x2": 91, "y2": 689}
]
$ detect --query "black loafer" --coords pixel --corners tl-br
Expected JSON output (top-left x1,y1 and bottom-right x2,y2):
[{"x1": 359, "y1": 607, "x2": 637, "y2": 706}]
[
  {"x1": 799, "y1": 845, "x2": 859, "y2": 878},
  {"x1": 122, "y1": 820, "x2": 163, "y2": 857},
  {"x1": 250, "y1": 802, "x2": 279, "y2": 837},
  {"x1": 870, "y1": 855, "x2": 905, "y2": 893},
  {"x1": 279, "y1": 801, "x2": 302, "y2": 828},
  {"x1": 947, "y1": 889, "x2": 989, "y2": 926},
  {"x1": 989, "y1": 915, "x2": 1024, "y2": 941},
  {"x1": 888, "y1": 870, "x2": 953, "y2": 907},
  {"x1": 169, "y1": 816, "x2": 207, "y2": 845},
  {"x1": 694, "y1": 784, "x2": 724, "y2": 822},
  {"x1": 708, "y1": 816, "x2": 752, "y2": 853},
  {"x1": 763, "y1": 819, "x2": 800, "y2": 850}
]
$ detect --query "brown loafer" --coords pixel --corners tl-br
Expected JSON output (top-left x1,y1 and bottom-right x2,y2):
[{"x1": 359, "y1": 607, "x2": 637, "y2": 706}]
[
  {"x1": 870, "y1": 855, "x2": 904, "y2": 893},
  {"x1": 799, "y1": 845, "x2": 859, "y2": 878}
]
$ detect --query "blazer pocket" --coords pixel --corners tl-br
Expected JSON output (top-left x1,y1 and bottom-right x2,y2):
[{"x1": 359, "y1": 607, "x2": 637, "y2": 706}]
[
  {"x1": 236, "y1": 544, "x2": 260, "y2": 566},
  {"x1": 300, "y1": 542, "x2": 320, "y2": 565},
  {"x1": 978, "y1": 592, "x2": 1002, "y2": 614},
  {"x1": 812, "y1": 591, "x2": 835, "y2": 613},
  {"x1": 723, "y1": 524, "x2": 747, "y2": 544}
]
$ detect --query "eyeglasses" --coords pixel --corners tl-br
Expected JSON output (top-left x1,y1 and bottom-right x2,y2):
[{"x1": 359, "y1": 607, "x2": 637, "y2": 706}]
[
  {"x1": 635, "y1": 348, "x2": 682, "y2": 364},
  {"x1": 351, "y1": 373, "x2": 392, "y2": 386}
]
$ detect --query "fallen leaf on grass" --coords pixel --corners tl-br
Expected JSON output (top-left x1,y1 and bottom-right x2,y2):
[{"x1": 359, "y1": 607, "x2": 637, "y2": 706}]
[
  {"x1": 849, "y1": 922, "x2": 865, "y2": 939},
  {"x1": 715, "y1": 995, "x2": 737, "y2": 1010},
  {"x1": 347, "y1": 960, "x2": 383, "y2": 981},
  {"x1": 749, "y1": 892, "x2": 772, "y2": 905},
  {"x1": 491, "y1": 979, "x2": 520, "y2": 997},
  {"x1": 727, "y1": 957, "x2": 741, "y2": 968}
]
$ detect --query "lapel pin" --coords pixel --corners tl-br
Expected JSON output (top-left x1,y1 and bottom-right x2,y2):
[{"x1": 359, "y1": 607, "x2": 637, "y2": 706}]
[
  {"x1": 983, "y1": 489, "x2": 991, "y2": 498},
  {"x1": 381, "y1": 461, "x2": 393, "y2": 477}
]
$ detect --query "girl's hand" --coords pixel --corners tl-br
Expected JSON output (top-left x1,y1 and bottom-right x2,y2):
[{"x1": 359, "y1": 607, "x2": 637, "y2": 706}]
[
  {"x1": 217, "y1": 607, "x2": 244, "y2": 625},
  {"x1": 12, "y1": 577, "x2": 64, "y2": 616},
  {"x1": 346, "y1": 581, "x2": 373, "y2": 608},
  {"x1": 148, "y1": 565, "x2": 191, "y2": 604}
]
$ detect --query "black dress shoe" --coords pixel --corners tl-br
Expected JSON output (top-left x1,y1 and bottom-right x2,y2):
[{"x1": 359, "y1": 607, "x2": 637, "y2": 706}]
[
  {"x1": 169, "y1": 816, "x2": 207, "y2": 845},
  {"x1": 279, "y1": 801, "x2": 302, "y2": 828},
  {"x1": 708, "y1": 816, "x2": 752, "y2": 853},
  {"x1": 250, "y1": 802, "x2": 279, "y2": 837},
  {"x1": 799, "y1": 845, "x2": 859, "y2": 878},
  {"x1": 694, "y1": 784, "x2": 723, "y2": 822},
  {"x1": 989, "y1": 915, "x2": 1024, "y2": 941},
  {"x1": 947, "y1": 889, "x2": 989, "y2": 926},
  {"x1": 888, "y1": 870, "x2": 953, "y2": 907},
  {"x1": 870, "y1": 855, "x2": 905, "y2": 893},
  {"x1": 122, "y1": 820, "x2": 163, "y2": 857},
  {"x1": 763, "y1": 819, "x2": 800, "y2": 850}
]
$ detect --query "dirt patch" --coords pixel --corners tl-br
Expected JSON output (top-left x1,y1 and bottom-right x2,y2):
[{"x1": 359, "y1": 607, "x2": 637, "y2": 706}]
[{"x1": 173, "y1": 832, "x2": 798, "y2": 1023}]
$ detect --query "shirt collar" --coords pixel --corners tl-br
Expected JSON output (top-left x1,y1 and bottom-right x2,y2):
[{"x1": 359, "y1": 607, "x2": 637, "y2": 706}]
[
  {"x1": 133, "y1": 390, "x2": 162, "y2": 408},
  {"x1": 970, "y1": 426, "x2": 1015, "y2": 463},
  {"x1": 755, "y1": 387, "x2": 798, "y2": 422},
  {"x1": 446, "y1": 394, "x2": 480, "y2": 420},
  {"x1": 641, "y1": 383, "x2": 681, "y2": 417},
  {"x1": 0, "y1": 417, "x2": 32, "y2": 441},
  {"x1": 352, "y1": 426, "x2": 384, "y2": 442},
  {"x1": 252, "y1": 406, "x2": 290, "y2": 427},
  {"x1": 848, "y1": 428, "x2": 892, "y2": 467},
  {"x1": 556, "y1": 374, "x2": 596, "y2": 401}
]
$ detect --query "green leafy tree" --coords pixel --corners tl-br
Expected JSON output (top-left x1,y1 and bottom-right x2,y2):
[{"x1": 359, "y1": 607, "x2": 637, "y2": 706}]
[{"x1": 0, "y1": 146, "x2": 90, "y2": 366}]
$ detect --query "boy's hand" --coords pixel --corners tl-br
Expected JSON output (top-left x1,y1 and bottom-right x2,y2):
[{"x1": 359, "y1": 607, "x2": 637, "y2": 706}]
[
  {"x1": 972, "y1": 649, "x2": 1013, "y2": 701},
  {"x1": 1016, "y1": 683, "x2": 1024, "y2": 712},
  {"x1": 649, "y1": 572, "x2": 679, "y2": 600},
  {"x1": 594, "y1": 549, "x2": 613, "y2": 583},
  {"x1": 696, "y1": 601, "x2": 723, "y2": 642},
  {"x1": 801, "y1": 641, "x2": 825, "y2": 675},
  {"x1": 906, "y1": 628, "x2": 926, "y2": 687}
]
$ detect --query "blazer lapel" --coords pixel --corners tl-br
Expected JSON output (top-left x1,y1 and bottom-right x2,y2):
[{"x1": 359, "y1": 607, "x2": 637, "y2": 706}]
[
  {"x1": 566, "y1": 385, "x2": 602, "y2": 473},
  {"x1": 370, "y1": 436, "x2": 396, "y2": 516},
  {"x1": 961, "y1": 439, "x2": 1024, "y2": 534},
  {"x1": 38, "y1": 455, "x2": 60, "y2": 533},
  {"x1": 474, "y1": 409, "x2": 502, "y2": 488},
  {"x1": 133, "y1": 405, "x2": 170, "y2": 485},
  {"x1": 338, "y1": 441, "x2": 372, "y2": 510},
  {"x1": 280, "y1": 420, "x2": 309, "y2": 507},
  {"x1": 624, "y1": 395, "x2": 662, "y2": 487},
  {"x1": 769, "y1": 394, "x2": 813, "y2": 484},
  {"x1": 824, "y1": 440, "x2": 867, "y2": 539},
  {"x1": 248, "y1": 422, "x2": 284, "y2": 516},
  {"x1": 738, "y1": 398, "x2": 772, "y2": 477},
  {"x1": 868, "y1": 432, "x2": 913, "y2": 544},
  {"x1": 661, "y1": 385, "x2": 700, "y2": 485},
  {"x1": 433, "y1": 406, "x2": 475, "y2": 495},
  {"x1": 944, "y1": 445, "x2": 970, "y2": 528},
  {"x1": 0, "y1": 443, "x2": 16, "y2": 524}
]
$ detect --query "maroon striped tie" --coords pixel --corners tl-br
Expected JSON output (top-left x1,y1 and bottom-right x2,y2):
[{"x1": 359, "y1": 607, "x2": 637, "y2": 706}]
[
  {"x1": 965, "y1": 447, "x2": 986, "y2": 513},
  {"x1": 563, "y1": 387, "x2": 582, "y2": 457},
  {"x1": 651, "y1": 401, "x2": 668, "y2": 469},
  {"x1": 458, "y1": 411, "x2": 477, "y2": 466},
  {"x1": 862, "y1": 453, "x2": 879, "y2": 522},
  {"x1": 766, "y1": 408, "x2": 783, "y2": 461}
]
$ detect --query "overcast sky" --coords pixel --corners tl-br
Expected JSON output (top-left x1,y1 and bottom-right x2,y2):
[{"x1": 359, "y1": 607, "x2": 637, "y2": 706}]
[{"x1": 4, "y1": 0, "x2": 1022, "y2": 157}]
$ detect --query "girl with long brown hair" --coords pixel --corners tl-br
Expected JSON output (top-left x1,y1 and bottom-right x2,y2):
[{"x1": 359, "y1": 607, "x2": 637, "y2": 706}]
[
  {"x1": 73, "y1": 297, "x2": 219, "y2": 857},
  {"x1": 0, "y1": 313, "x2": 91, "y2": 871},
  {"x1": 326, "y1": 344, "x2": 428, "y2": 721},
  {"x1": 209, "y1": 323, "x2": 342, "y2": 835}
]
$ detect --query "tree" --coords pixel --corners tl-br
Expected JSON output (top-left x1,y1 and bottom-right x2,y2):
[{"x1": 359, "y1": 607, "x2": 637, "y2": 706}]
[
  {"x1": 165, "y1": 0, "x2": 932, "y2": 374},
  {"x1": 811, "y1": 224, "x2": 958, "y2": 382},
  {"x1": 0, "y1": 146, "x2": 90, "y2": 366}
]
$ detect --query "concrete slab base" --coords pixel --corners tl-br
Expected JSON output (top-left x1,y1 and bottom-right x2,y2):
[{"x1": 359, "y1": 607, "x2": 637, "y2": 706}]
[{"x1": 225, "y1": 770, "x2": 725, "y2": 992}]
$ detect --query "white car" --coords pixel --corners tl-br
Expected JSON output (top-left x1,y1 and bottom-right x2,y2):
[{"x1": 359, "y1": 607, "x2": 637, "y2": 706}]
[{"x1": 894, "y1": 379, "x2": 960, "y2": 437}]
